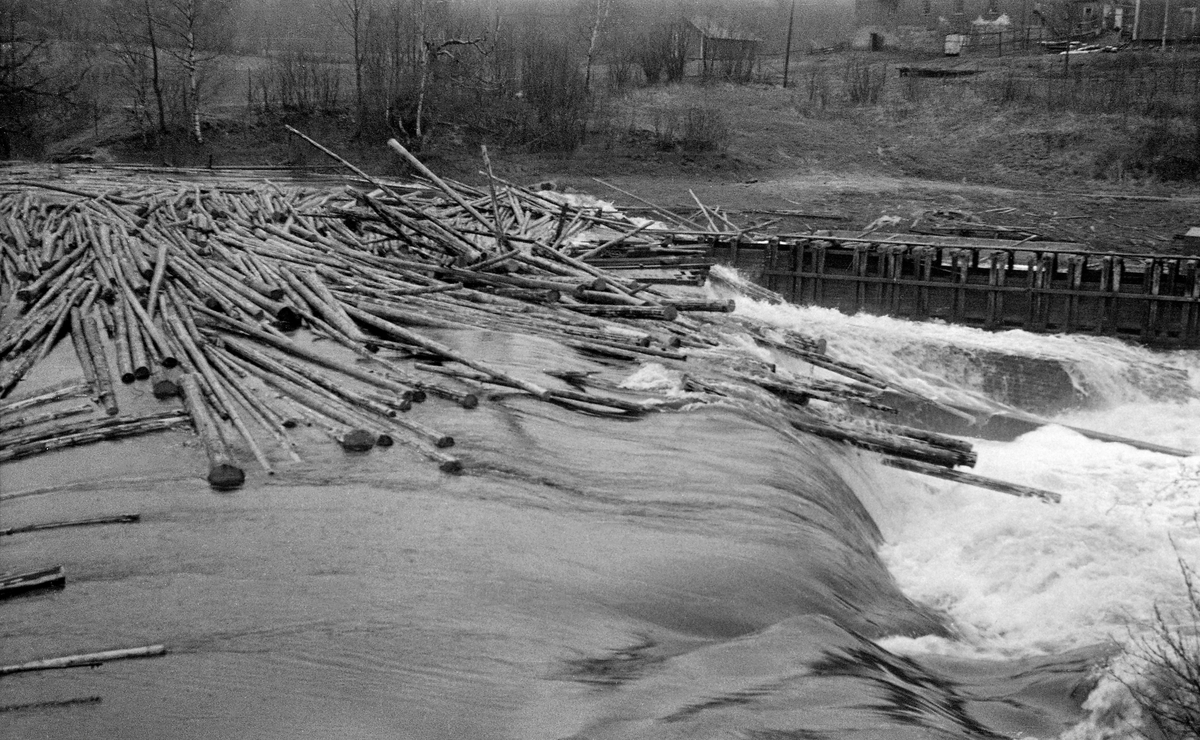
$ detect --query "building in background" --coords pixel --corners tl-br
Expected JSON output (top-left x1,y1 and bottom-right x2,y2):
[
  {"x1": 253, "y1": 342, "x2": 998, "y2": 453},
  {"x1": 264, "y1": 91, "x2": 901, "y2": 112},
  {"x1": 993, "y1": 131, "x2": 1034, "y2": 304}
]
[
  {"x1": 854, "y1": 0, "x2": 1197, "y2": 51},
  {"x1": 684, "y1": 16, "x2": 760, "y2": 80}
]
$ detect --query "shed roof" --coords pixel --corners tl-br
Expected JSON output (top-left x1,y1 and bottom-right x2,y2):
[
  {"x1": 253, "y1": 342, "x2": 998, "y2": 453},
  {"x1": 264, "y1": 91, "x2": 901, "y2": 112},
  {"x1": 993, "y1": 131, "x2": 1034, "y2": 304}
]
[{"x1": 687, "y1": 16, "x2": 760, "y2": 42}]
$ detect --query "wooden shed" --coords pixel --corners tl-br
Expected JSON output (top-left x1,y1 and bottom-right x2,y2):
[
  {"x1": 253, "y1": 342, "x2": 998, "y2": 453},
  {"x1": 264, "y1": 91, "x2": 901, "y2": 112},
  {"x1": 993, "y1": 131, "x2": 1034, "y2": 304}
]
[{"x1": 685, "y1": 16, "x2": 760, "y2": 81}]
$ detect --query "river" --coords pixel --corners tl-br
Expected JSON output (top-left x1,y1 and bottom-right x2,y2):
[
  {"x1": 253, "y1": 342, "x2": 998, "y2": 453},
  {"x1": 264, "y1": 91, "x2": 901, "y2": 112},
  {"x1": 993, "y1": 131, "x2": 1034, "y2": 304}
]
[{"x1": 2, "y1": 271, "x2": 1197, "y2": 739}]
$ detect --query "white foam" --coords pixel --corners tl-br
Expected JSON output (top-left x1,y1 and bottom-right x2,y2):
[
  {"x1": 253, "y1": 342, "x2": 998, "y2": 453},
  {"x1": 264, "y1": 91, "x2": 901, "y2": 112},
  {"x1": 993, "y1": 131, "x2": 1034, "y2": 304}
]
[
  {"x1": 620, "y1": 362, "x2": 687, "y2": 394},
  {"x1": 719, "y1": 282, "x2": 1200, "y2": 738}
]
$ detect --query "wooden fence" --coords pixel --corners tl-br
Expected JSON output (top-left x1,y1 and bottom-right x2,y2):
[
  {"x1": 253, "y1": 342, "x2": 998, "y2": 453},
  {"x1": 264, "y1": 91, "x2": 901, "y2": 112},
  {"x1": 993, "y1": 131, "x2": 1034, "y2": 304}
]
[{"x1": 708, "y1": 232, "x2": 1200, "y2": 347}]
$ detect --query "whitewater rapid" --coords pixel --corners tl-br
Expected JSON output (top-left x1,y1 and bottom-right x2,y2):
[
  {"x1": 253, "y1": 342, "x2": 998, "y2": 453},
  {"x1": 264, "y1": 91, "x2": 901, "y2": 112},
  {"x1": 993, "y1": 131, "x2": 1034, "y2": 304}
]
[{"x1": 730, "y1": 288, "x2": 1200, "y2": 739}]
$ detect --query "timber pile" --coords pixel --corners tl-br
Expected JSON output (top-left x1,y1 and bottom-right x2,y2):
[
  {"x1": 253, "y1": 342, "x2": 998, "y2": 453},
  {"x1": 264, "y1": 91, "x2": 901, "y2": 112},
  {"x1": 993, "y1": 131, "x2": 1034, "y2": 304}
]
[{"x1": 0, "y1": 133, "x2": 1053, "y2": 503}]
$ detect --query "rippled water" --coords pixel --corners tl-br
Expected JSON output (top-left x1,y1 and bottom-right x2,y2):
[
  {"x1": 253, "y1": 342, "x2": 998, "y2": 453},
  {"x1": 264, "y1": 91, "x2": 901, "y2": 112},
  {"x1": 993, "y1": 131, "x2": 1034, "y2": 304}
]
[{"x1": 3, "y1": 280, "x2": 1197, "y2": 739}]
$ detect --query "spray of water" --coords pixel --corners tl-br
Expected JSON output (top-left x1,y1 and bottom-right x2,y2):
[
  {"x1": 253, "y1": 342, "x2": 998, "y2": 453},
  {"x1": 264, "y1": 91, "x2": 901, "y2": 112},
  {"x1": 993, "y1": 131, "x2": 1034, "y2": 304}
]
[{"x1": 709, "y1": 266, "x2": 1200, "y2": 739}]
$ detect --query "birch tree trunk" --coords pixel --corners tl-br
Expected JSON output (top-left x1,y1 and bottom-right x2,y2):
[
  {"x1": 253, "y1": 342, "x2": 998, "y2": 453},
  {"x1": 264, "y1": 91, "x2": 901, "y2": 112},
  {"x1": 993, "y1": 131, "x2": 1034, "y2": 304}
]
[
  {"x1": 414, "y1": 0, "x2": 429, "y2": 142},
  {"x1": 184, "y1": 0, "x2": 202, "y2": 143},
  {"x1": 583, "y1": 0, "x2": 611, "y2": 94},
  {"x1": 145, "y1": 0, "x2": 167, "y2": 133}
]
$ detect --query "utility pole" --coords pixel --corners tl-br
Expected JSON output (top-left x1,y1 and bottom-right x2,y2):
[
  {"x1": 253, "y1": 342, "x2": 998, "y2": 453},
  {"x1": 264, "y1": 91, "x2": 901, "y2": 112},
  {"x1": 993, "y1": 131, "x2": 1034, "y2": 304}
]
[
  {"x1": 782, "y1": 0, "x2": 795, "y2": 89},
  {"x1": 1162, "y1": 0, "x2": 1171, "y2": 50},
  {"x1": 1133, "y1": 0, "x2": 1142, "y2": 40}
]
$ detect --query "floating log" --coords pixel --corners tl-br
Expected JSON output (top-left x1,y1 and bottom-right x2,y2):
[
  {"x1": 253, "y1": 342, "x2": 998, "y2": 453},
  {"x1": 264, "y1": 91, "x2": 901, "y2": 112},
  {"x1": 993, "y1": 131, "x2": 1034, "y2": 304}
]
[
  {"x1": 0, "y1": 566, "x2": 65, "y2": 599},
  {"x1": 0, "y1": 696, "x2": 103, "y2": 713},
  {"x1": 414, "y1": 363, "x2": 648, "y2": 415},
  {"x1": 0, "y1": 411, "x2": 189, "y2": 462},
  {"x1": 0, "y1": 401, "x2": 94, "y2": 435},
  {"x1": 201, "y1": 311, "x2": 418, "y2": 402},
  {"x1": 217, "y1": 347, "x2": 381, "y2": 453},
  {"x1": 178, "y1": 374, "x2": 246, "y2": 491},
  {"x1": 122, "y1": 299, "x2": 151, "y2": 379},
  {"x1": 0, "y1": 141, "x2": 990, "y2": 483},
  {"x1": 169, "y1": 313, "x2": 275, "y2": 475},
  {"x1": 0, "y1": 514, "x2": 140, "y2": 537},
  {"x1": 344, "y1": 304, "x2": 551, "y2": 399},
  {"x1": 0, "y1": 644, "x2": 167, "y2": 676},
  {"x1": 664, "y1": 299, "x2": 736, "y2": 313},
  {"x1": 563, "y1": 304, "x2": 678, "y2": 321},
  {"x1": 881, "y1": 457, "x2": 1061, "y2": 504},
  {"x1": 110, "y1": 298, "x2": 136, "y2": 383},
  {"x1": 146, "y1": 238, "x2": 169, "y2": 318},
  {"x1": 80, "y1": 309, "x2": 119, "y2": 415},
  {"x1": 0, "y1": 380, "x2": 90, "y2": 415},
  {"x1": 789, "y1": 417, "x2": 969, "y2": 469}
]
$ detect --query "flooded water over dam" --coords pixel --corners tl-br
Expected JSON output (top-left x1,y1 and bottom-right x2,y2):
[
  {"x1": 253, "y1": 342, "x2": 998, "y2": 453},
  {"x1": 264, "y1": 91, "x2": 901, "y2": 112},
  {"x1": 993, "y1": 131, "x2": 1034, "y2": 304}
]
[{"x1": 3, "y1": 280, "x2": 1199, "y2": 740}]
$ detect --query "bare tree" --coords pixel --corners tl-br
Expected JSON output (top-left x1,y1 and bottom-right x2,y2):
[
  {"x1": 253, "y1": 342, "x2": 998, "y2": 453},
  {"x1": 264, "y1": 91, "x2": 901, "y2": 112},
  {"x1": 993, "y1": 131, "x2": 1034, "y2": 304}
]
[
  {"x1": 1, "y1": 0, "x2": 93, "y2": 151},
  {"x1": 105, "y1": 0, "x2": 168, "y2": 134},
  {"x1": 328, "y1": 0, "x2": 369, "y2": 130},
  {"x1": 582, "y1": 0, "x2": 612, "y2": 94},
  {"x1": 411, "y1": 0, "x2": 482, "y2": 144},
  {"x1": 158, "y1": 0, "x2": 230, "y2": 143}
]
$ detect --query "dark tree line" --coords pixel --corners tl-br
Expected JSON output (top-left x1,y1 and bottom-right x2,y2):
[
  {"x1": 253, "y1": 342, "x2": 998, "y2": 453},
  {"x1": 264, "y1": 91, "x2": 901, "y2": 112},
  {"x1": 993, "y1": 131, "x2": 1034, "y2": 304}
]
[{"x1": 1, "y1": 0, "x2": 855, "y2": 157}]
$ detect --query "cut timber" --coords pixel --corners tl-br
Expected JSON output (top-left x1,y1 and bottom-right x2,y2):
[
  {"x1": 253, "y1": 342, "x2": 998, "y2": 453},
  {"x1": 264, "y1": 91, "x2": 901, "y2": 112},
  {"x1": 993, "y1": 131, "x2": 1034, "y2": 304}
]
[
  {"x1": 0, "y1": 381, "x2": 90, "y2": 414},
  {"x1": 0, "y1": 412, "x2": 189, "y2": 463},
  {"x1": 790, "y1": 417, "x2": 972, "y2": 469},
  {"x1": 0, "y1": 644, "x2": 167, "y2": 676},
  {"x1": 178, "y1": 374, "x2": 246, "y2": 491},
  {"x1": 0, "y1": 566, "x2": 66, "y2": 599},
  {"x1": 0, "y1": 696, "x2": 103, "y2": 713},
  {"x1": 564, "y1": 304, "x2": 679, "y2": 321},
  {"x1": 882, "y1": 457, "x2": 1061, "y2": 504},
  {"x1": 0, "y1": 514, "x2": 140, "y2": 537}
]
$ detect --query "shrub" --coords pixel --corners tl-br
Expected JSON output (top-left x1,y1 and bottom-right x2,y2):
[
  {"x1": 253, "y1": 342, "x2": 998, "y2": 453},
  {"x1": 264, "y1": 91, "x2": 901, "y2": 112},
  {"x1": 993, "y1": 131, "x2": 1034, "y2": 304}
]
[
  {"x1": 519, "y1": 35, "x2": 590, "y2": 152},
  {"x1": 637, "y1": 23, "x2": 688, "y2": 85},
  {"x1": 680, "y1": 106, "x2": 728, "y2": 153},
  {"x1": 1123, "y1": 120, "x2": 1200, "y2": 182},
  {"x1": 1123, "y1": 551, "x2": 1200, "y2": 738},
  {"x1": 844, "y1": 57, "x2": 885, "y2": 106},
  {"x1": 649, "y1": 104, "x2": 728, "y2": 154}
]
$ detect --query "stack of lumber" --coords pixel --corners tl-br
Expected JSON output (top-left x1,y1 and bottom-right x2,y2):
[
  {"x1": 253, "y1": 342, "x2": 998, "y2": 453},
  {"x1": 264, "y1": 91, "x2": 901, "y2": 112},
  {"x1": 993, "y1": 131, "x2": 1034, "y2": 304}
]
[{"x1": 0, "y1": 132, "x2": 1054, "y2": 502}]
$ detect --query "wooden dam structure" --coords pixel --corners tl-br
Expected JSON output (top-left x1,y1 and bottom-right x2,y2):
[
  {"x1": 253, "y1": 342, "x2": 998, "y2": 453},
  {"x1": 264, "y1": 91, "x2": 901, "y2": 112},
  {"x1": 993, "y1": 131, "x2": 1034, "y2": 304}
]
[{"x1": 707, "y1": 232, "x2": 1200, "y2": 348}]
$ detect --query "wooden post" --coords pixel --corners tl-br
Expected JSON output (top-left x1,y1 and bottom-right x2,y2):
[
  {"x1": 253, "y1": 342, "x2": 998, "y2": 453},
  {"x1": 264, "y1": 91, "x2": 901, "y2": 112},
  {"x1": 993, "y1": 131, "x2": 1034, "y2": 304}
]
[
  {"x1": 1065, "y1": 254, "x2": 1084, "y2": 333},
  {"x1": 766, "y1": 237, "x2": 780, "y2": 294},
  {"x1": 1144, "y1": 258, "x2": 1162, "y2": 340},
  {"x1": 915, "y1": 247, "x2": 933, "y2": 318},
  {"x1": 812, "y1": 243, "x2": 828, "y2": 305},
  {"x1": 853, "y1": 244, "x2": 869, "y2": 312},
  {"x1": 1037, "y1": 253, "x2": 1054, "y2": 330},
  {"x1": 783, "y1": 0, "x2": 795, "y2": 88},
  {"x1": 889, "y1": 246, "x2": 903, "y2": 313},
  {"x1": 1024, "y1": 253, "x2": 1039, "y2": 330},
  {"x1": 1112, "y1": 256, "x2": 1125, "y2": 334},
  {"x1": 985, "y1": 250, "x2": 1002, "y2": 328},
  {"x1": 1184, "y1": 260, "x2": 1199, "y2": 343},
  {"x1": 1100, "y1": 255, "x2": 1114, "y2": 331},
  {"x1": 952, "y1": 249, "x2": 969, "y2": 322}
]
